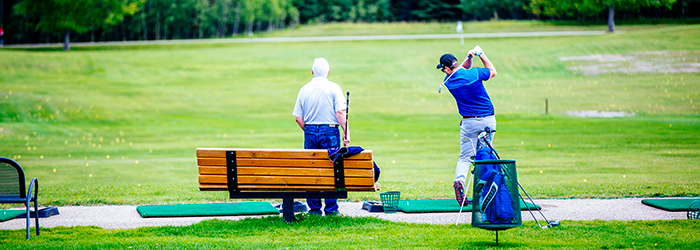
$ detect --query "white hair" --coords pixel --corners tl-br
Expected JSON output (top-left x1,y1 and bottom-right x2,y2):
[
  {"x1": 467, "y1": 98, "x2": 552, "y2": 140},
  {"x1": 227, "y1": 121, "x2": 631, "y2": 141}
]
[{"x1": 312, "y1": 58, "x2": 330, "y2": 77}]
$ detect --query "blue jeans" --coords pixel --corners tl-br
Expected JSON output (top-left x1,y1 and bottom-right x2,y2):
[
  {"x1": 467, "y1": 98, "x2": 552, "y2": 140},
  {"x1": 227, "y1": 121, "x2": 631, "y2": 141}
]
[{"x1": 304, "y1": 125, "x2": 340, "y2": 215}]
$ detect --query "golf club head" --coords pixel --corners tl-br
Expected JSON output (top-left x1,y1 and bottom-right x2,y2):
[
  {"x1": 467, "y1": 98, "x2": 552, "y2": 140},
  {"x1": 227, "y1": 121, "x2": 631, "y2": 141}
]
[
  {"x1": 477, "y1": 131, "x2": 488, "y2": 140},
  {"x1": 548, "y1": 220, "x2": 560, "y2": 228},
  {"x1": 539, "y1": 220, "x2": 560, "y2": 229}
]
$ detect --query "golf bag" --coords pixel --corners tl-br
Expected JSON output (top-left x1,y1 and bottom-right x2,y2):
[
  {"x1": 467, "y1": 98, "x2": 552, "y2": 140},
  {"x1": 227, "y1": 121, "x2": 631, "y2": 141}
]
[
  {"x1": 474, "y1": 147, "x2": 515, "y2": 224},
  {"x1": 474, "y1": 127, "x2": 560, "y2": 229},
  {"x1": 328, "y1": 146, "x2": 380, "y2": 182}
]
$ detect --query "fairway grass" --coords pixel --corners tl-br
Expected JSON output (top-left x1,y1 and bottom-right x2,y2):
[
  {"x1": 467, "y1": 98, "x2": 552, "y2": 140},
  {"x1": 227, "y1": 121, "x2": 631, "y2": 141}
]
[
  {"x1": 265, "y1": 20, "x2": 607, "y2": 37},
  {"x1": 1, "y1": 216, "x2": 699, "y2": 249},
  {"x1": 1, "y1": 22, "x2": 699, "y2": 206}
]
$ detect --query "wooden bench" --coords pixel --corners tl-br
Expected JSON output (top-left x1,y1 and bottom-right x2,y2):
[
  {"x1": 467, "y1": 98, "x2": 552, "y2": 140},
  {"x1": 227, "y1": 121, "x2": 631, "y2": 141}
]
[{"x1": 197, "y1": 148, "x2": 376, "y2": 222}]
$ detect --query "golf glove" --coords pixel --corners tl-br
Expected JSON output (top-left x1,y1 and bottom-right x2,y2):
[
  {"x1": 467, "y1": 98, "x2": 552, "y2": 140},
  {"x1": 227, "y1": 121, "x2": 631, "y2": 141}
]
[{"x1": 473, "y1": 45, "x2": 484, "y2": 57}]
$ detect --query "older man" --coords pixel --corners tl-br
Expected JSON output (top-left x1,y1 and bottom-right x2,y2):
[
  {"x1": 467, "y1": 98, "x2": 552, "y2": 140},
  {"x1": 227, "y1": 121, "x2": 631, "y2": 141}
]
[{"x1": 293, "y1": 58, "x2": 349, "y2": 215}]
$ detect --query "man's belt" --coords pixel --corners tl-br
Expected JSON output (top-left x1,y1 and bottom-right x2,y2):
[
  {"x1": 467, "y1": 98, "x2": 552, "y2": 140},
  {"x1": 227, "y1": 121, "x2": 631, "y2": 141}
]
[
  {"x1": 462, "y1": 114, "x2": 494, "y2": 119},
  {"x1": 305, "y1": 124, "x2": 338, "y2": 127}
]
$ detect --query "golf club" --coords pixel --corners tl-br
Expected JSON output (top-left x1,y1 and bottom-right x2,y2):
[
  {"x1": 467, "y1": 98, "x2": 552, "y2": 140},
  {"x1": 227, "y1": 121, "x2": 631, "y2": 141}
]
[
  {"x1": 345, "y1": 91, "x2": 350, "y2": 145},
  {"x1": 439, "y1": 67, "x2": 461, "y2": 93},
  {"x1": 455, "y1": 167, "x2": 473, "y2": 226},
  {"x1": 455, "y1": 137, "x2": 477, "y2": 225}
]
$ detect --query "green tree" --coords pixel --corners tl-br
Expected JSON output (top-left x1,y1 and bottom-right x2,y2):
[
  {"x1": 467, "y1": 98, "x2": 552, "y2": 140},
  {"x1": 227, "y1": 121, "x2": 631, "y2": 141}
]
[
  {"x1": 14, "y1": 0, "x2": 141, "y2": 50},
  {"x1": 529, "y1": 0, "x2": 676, "y2": 32}
]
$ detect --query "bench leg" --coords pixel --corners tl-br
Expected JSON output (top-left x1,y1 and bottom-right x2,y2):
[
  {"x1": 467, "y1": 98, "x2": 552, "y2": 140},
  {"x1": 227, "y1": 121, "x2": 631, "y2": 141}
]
[{"x1": 282, "y1": 197, "x2": 295, "y2": 223}]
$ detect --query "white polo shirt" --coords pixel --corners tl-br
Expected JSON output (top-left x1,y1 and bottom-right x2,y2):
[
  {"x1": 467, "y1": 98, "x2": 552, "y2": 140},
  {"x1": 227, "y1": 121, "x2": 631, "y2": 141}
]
[{"x1": 293, "y1": 76, "x2": 346, "y2": 125}]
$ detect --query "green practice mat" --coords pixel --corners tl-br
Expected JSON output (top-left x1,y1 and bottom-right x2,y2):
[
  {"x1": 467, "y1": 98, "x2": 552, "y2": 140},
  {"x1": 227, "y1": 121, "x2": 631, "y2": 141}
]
[
  {"x1": 641, "y1": 198, "x2": 700, "y2": 211},
  {"x1": 0, "y1": 210, "x2": 26, "y2": 222},
  {"x1": 137, "y1": 202, "x2": 280, "y2": 218},
  {"x1": 396, "y1": 199, "x2": 541, "y2": 213}
]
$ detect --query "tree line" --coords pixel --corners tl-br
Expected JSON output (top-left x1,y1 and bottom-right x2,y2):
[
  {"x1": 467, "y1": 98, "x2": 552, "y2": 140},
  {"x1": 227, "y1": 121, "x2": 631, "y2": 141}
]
[{"x1": 1, "y1": 0, "x2": 699, "y2": 49}]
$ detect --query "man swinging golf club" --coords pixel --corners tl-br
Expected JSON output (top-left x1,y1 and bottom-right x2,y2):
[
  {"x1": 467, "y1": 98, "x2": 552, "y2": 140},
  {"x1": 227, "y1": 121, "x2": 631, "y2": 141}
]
[{"x1": 437, "y1": 46, "x2": 497, "y2": 206}]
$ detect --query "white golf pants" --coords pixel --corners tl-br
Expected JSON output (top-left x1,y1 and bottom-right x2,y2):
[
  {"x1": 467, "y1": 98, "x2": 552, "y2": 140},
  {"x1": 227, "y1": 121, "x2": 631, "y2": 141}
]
[{"x1": 455, "y1": 115, "x2": 496, "y2": 184}]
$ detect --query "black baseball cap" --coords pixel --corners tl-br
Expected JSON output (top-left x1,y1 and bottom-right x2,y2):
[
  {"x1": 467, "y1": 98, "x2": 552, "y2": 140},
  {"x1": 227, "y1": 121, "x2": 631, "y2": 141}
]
[{"x1": 436, "y1": 53, "x2": 457, "y2": 69}]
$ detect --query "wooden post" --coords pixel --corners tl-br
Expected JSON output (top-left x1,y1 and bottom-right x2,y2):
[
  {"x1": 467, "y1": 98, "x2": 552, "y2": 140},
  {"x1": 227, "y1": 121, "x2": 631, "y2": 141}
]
[{"x1": 545, "y1": 98, "x2": 549, "y2": 115}]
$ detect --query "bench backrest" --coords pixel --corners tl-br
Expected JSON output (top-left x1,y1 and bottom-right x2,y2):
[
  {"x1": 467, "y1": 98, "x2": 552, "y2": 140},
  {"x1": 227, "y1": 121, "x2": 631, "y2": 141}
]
[
  {"x1": 197, "y1": 148, "x2": 375, "y2": 192},
  {"x1": 0, "y1": 157, "x2": 26, "y2": 198}
]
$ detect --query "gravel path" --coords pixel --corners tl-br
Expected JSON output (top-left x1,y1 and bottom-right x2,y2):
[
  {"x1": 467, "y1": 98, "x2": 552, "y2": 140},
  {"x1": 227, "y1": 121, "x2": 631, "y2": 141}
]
[{"x1": 0, "y1": 198, "x2": 690, "y2": 230}]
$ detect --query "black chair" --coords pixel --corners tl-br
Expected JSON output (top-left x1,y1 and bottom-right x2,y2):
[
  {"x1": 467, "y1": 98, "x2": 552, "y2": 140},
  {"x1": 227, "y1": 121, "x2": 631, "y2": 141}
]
[{"x1": 0, "y1": 157, "x2": 39, "y2": 239}]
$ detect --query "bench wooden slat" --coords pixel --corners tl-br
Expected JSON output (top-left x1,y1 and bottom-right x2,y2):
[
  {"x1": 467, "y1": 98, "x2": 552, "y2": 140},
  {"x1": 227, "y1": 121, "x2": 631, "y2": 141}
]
[
  {"x1": 199, "y1": 166, "x2": 373, "y2": 178},
  {"x1": 199, "y1": 175, "x2": 375, "y2": 186},
  {"x1": 199, "y1": 184, "x2": 376, "y2": 192},
  {"x1": 196, "y1": 148, "x2": 372, "y2": 160},
  {"x1": 197, "y1": 158, "x2": 373, "y2": 169},
  {"x1": 197, "y1": 148, "x2": 326, "y2": 159},
  {"x1": 198, "y1": 158, "x2": 329, "y2": 167},
  {"x1": 196, "y1": 147, "x2": 377, "y2": 194}
]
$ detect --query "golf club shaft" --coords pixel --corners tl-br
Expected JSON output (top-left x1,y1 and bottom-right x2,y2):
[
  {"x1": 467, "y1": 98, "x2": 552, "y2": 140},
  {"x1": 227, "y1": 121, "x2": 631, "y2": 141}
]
[
  {"x1": 482, "y1": 134, "x2": 500, "y2": 160},
  {"x1": 517, "y1": 180, "x2": 551, "y2": 223},
  {"x1": 345, "y1": 92, "x2": 350, "y2": 143},
  {"x1": 518, "y1": 191, "x2": 543, "y2": 228},
  {"x1": 456, "y1": 166, "x2": 474, "y2": 226},
  {"x1": 439, "y1": 66, "x2": 463, "y2": 93}
]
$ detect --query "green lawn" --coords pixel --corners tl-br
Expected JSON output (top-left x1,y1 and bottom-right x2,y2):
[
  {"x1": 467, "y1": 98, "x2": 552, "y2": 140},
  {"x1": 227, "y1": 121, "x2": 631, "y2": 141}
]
[
  {"x1": 265, "y1": 20, "x2": 607, "y2": 37},
  {"x1": 1, "y1": 22, "x2": 699, "y2": 206},
  {"x1": 1, "y1": 217, "x2": 699, "y2": 249}
]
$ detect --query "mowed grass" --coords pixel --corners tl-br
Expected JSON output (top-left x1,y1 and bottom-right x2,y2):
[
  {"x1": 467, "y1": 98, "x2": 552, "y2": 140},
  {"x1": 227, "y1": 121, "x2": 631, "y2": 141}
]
[
  {"x1": 0, "y1": 23, "x2": 699, "y2": 206},
  {"x1": 1, "y1": 217, "x2": 699, "y2": 249},
  {"x1": 265, "y1": 20, "x2": 606, "y2": 37}
]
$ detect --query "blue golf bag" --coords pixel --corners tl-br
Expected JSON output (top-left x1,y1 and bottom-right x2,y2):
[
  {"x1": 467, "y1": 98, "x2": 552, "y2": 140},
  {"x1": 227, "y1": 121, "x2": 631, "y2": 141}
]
[{"x1": 474, "y1": 148, "x2": 515, "y2": 224}]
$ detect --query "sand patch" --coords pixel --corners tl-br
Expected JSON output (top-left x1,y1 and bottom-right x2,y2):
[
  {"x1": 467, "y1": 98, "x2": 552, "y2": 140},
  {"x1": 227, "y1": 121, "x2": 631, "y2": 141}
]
[
  {"x1": 566, "y1": 110, "x2": 635, "y2": 118},
  {"x1": 560, "y1": 51, "x2": 700, "y2": 76}
]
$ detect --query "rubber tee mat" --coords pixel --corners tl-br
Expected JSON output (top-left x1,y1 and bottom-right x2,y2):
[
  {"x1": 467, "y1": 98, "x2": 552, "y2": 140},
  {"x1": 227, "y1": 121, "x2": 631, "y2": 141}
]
[
  {"x1": 641, "y1": 198, "x2": 700, "y2": 211},
  {"x1": 0, "y1": 210, "x2": 26, "y2": 222},
  {"x1": 137, "y1": 202, "x2": 280, "y2": 218},
  {"x1": 396, "y1": 199, "x2": 541, "y2": 213}
]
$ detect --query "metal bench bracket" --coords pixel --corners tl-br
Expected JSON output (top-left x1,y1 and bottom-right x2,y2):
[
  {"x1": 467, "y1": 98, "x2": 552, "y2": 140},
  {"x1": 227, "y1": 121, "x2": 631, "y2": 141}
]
[{"x1": 226, "y1": 151, "x2": 239, "y2": 193}]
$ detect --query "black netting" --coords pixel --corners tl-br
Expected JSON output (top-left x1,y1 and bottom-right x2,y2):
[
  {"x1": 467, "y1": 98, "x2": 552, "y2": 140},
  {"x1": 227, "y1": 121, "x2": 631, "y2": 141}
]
[{"x1": 0, "y1": 162, "x2": 20, "y2": 195}]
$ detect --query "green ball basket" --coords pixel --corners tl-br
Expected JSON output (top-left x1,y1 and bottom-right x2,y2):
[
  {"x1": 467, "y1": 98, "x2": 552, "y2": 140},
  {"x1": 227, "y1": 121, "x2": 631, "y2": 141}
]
[
  {"x1": 688, "y1": 200, "x2": 700, "y2": 220},
  {"x1": 380, "y1": 191, "x2": 401, "y2": 213}
]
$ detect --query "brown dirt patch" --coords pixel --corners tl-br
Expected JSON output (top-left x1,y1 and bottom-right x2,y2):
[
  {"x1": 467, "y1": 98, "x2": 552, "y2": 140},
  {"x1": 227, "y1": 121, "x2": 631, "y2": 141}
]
[{"x1": 560, "y1": 51, "x2": 700, "y2": 76}]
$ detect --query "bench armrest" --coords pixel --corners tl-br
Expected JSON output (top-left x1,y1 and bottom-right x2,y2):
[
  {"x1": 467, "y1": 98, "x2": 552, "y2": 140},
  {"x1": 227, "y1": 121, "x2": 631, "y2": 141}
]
[{"x1": 27, "y1": 178, "x2": 38, "y2": 202}]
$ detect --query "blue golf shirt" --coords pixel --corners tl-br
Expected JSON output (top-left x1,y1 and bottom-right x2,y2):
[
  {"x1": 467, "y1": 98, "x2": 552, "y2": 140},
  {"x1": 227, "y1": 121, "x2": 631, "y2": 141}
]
[{"x1": 444, "y1": 67, "x2": 494, "y2": 117}]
